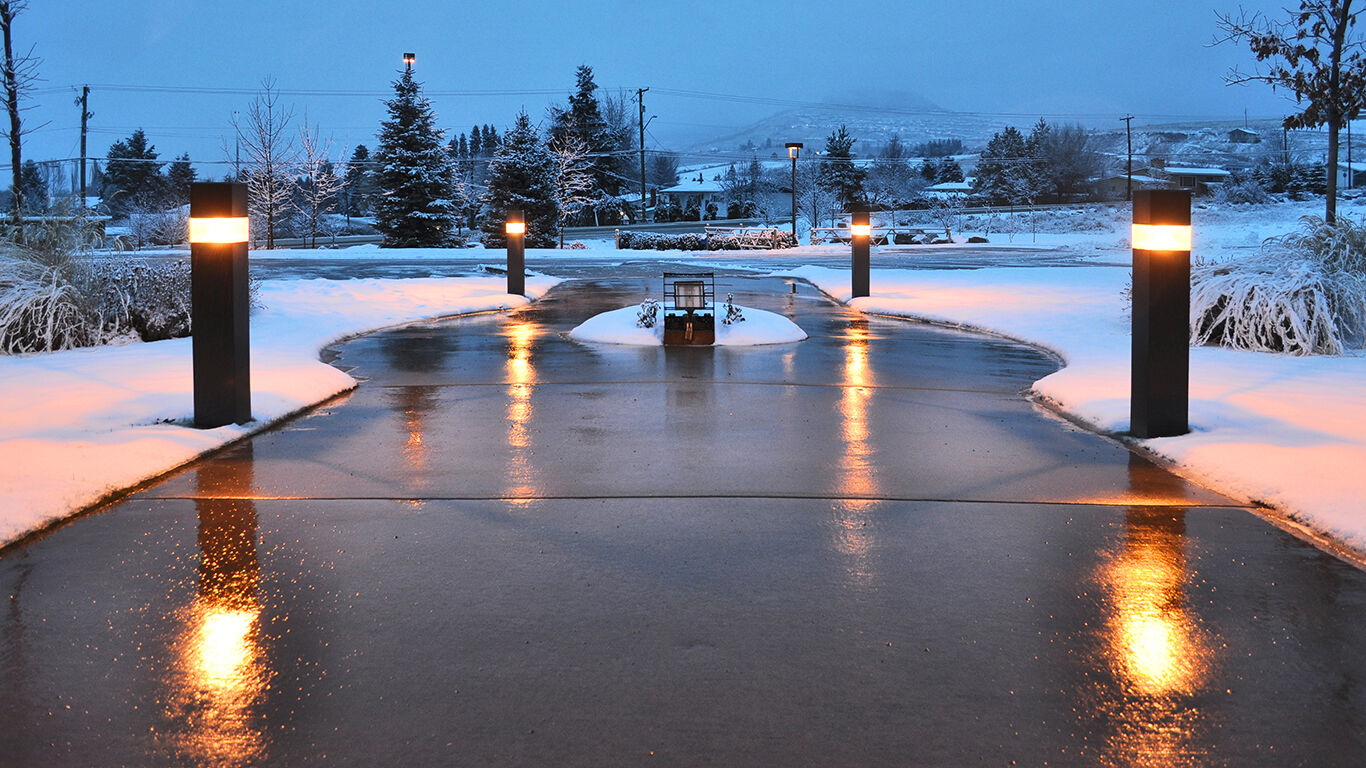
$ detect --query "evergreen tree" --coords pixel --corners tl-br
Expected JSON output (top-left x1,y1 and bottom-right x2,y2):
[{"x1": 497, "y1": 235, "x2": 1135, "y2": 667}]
[
  {"x1": 972, "y1": 125, "x2": 1032, "y2": 204},
  {"x1": 102, "y1": 128, "x2": 165, "y2": 215},
  {"x1": 341, "y1": 144, "x2": 374, "y2": 217},
  {"x1": 479, "y1": 110, "x2": 559, "y2": 248},
  {"x1": 469, "y1": 126, "x2": 482, "y2": 157},
  {"x1": 16, "y1": 159, "x2": 45, "y2": 213},
  {"x1": 936, "y1": 157, "x2": 965, "y2": 183},
  {"x1": 817, "y1": 125, "x2": 867, "y2": 211},
  {"x1": 165, "y1": 153, "x2": 196, "y2": 207},
  {"x1": 549, "y1": 65, "x2": 615, "y2": 195},
  {"x1": 484, "y1": 125, "x2": 499, "y2": 154},
  {"x1": 373, "y1": 67, "x2": 460, "y2": 247},
  {"x1": 457, "y1": 133, "x2": 468, "y2": 160}
]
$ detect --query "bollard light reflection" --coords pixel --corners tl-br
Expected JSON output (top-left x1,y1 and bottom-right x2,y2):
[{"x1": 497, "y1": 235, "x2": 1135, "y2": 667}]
[{"x1": 505, "y1": 319, "x2": 539, "y2": 503}]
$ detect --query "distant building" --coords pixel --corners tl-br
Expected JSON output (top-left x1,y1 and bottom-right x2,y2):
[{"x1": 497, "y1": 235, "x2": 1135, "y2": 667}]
[
  {"x1": 922, "y1": 179, "x2": 973, "y2": 200},
  {"x1": 1094, "y1": 174, "x2": 1170, "y2": 201},
  {"x1": 1228, "y1": 128, "x2": 1261, "y2": 144},
  {"x1": 1148, "y1": 159, "x2": 1231, "y2": 192},
  {"x1": 1337, "y1": 162, "x2": 1366, "y2": 190},
  {"x1": 658, "y1": 176, "x2": 725, "y2": 214}
]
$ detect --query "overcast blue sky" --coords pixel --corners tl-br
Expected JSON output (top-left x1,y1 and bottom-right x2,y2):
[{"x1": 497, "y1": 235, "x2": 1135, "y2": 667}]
[{"x1": 20, "y1": 0, "x2": 1302, "y2": 176}]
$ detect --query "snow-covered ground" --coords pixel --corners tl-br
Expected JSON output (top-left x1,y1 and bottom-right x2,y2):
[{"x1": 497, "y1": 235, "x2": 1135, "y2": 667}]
[
  {"x1": 785, "y1": 262, "x2": 1366, "y2": 557},
  {"x1": 569, "y1": 304, "x2": 807, "y2": 346},
  {"x1": 6, "y1": 199, "x2": 1366, "y2": 561},
  {"x1": 0, "y1": 275, "x2": 557, "y2": 545}
]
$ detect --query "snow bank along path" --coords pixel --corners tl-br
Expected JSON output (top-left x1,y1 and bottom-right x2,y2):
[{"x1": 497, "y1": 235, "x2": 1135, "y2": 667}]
[
  {"x1": 0, "y1": 275, "x2": 558, "y2": 547},
  {"x1": 569, "y1": 304, "x2": 807, "y2": 346},
  {"x1": 786, "y1": 265, "x2": 1366, "y2": 559}
]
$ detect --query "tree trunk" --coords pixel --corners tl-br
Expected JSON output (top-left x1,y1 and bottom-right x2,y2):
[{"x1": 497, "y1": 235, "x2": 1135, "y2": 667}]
[
  {"x1": 1327, "y1": 112, "x2": 1340, "y2": 225},
  {"x1": 1, "y1": 5, "x2": 22, "y2": 234}
]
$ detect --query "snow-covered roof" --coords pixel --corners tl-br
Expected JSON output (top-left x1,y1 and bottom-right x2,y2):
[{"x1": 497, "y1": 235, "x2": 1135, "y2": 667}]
[
  {"x1": 1162, "y1": 166, "x2": 1231, "y2": 177},
  {"x1": 661, "y1": 179, "x2": 724, "y2": 194},
  {"x1": 926, "y1": 181, "x2": 972, "y2": 192}
]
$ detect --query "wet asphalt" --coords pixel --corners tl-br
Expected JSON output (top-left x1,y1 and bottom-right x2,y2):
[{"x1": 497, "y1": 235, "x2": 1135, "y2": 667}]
[{"x1": 3, "y1": 273, "x2": 1366, "y2": 767}]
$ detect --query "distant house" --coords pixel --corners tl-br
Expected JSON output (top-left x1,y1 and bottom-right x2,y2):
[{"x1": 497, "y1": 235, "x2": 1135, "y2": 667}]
[
  {"x1": 1094, "y1": 174, "x2": 1170, "y2": 201},
  {"x1": 922, "y1": 179, "x2": 973, "y2": 200},
  {"x1": 1229, "y1": 128, "x2": 1261, "y2": 144},
  {"x1": 658, "y1": 176, "x2": 725, "y2": 215},
  {"x1": 1336, "y1": 162, "x2": 1366, "y2": 190},
  {"x1": 1148, "y1": 160, "x2": 1231, "y2": 192}
]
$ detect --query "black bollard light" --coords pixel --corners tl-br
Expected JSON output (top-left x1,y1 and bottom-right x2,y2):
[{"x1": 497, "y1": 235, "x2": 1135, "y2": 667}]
[
  {"x1": 850, "y1": 209, "x2": 871, "y2": 298},
  {"x1": 506, "y1": 209, "x2": 525, "y2": 296},
  {"x1": 1130, "y1": 189, "x2": 1191, "y2": 438},
  {"x1": 189, "y1": 182, "x2": 252, "y2": 428}
]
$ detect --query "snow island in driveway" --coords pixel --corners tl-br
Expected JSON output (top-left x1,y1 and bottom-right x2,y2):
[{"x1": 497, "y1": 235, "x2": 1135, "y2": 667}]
[{"x1": 569, "y1": 273, "x2": 807, "y2": 347}]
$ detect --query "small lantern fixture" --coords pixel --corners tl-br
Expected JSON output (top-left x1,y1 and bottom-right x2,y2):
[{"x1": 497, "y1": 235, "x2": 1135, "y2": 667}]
[
  {"x1": 403, "y1": 52, "x2": 416, "y2": 71},
  {"x1": 673, "y1": 280, "x2": 707, "y2": 313},
  {"x1": 786, "y1": 142, "x2": 802, "y2": 160}
]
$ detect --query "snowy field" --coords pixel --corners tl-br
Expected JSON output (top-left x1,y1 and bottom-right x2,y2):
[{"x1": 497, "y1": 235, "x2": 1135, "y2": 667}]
[
  {"x1": 5, "y1": 198, "x2": 1366, "y2": 562},
  {"x1": 0, "y1": 275, "x2": 557, "y2": 545}
]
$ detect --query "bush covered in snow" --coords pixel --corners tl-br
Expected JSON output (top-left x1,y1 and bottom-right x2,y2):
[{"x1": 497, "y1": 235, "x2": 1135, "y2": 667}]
[
  {"x1": 615, "y1": 230, "x2": 797, "y2": 251},
  {"x1": 0, "y1": 209, "x2": 257, "y2": 354},
  {"x1": 1191, "y1": 216, "x2": 1366, "y2": 355}
]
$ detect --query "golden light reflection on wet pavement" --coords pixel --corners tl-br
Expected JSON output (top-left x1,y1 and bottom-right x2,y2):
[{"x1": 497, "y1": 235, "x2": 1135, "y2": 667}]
[
  {"x1": 163, "y1": 452, "x2": 270, "y2": 767},
  {"x1": 504, "y1": 318, "x2": 540, "y2": 504},
  {"x1": 1092, "y1": 507, "x2": 1212, "y2": 767}
]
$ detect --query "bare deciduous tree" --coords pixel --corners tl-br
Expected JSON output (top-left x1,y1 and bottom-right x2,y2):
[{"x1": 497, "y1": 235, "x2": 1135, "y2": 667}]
[
  {"x1": 549, "y1": 135, "x2": 595, "y2": 248},
  {"x1": 296, "y1": 114, "x2": 341, "y2": 248},
  {"x1": 1216, "y1": 1, "x2": 1366, "y2": 223},
  {"x1": 232, "y1": 77, "x2": 295, "y2": 248},
  {"x1": 0, "y1": 1, "x2": 42, "y2": 233}
]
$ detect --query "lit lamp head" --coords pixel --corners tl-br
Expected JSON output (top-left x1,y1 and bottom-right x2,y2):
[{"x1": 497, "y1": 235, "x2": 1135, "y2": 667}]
[
  {"x1": 403, "y1": 52, "x2": 416, "y2": 70},
  {"x1": 189, "y1": 183, "x2": 249, "y2": 244},
  {"x1": 505, "y1": 210, "x2": 526, "y2": 237},
  {"x1": 850, "y1": 210, "x2": 871, "y2": 239},
  {"x1": 786, "y1": 142, "x2": 803, "y2": 160},
  {"x1": 674, "y1": 280, "x2": 706, "y2": 314},
  {"x1": 1132, "y1": 190, "x2": 1191, "y2": 252}
]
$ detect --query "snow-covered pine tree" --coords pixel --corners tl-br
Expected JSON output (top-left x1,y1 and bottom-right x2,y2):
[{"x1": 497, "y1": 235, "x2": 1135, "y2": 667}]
[
  {"x1": 341, "y1": 144, "x2": 374, "y2": 218},
  {"x1": 817, "y1": 125, "x2": 867, "y2": 213},
  {"x1": 480, "y1": 111, "x2": 559, "y2": 248},
  {"x1": 373, "y1": 67, "x2": 459, "y2": 247},
  {"x1": 549, "y1": 65, "x2": 615, "y2": 197},
  {"x1": 972, "y1": 125, "x2": 1032, "y2": 205},
  {"x1": 103, "y1": 129, "x2": 165, "y2": 217},
  {"x1": 469, "y1": 126, "x2": 482, "y2": 158},
  {"x1": 165, "y1": 154, "x2": 195, "y2": 207}
]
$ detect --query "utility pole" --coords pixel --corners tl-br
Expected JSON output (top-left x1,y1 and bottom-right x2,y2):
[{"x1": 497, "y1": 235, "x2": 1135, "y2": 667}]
[
  {"x1": 1121, "y1": 114, "x2": 1134, "y2": 202},
  {"x1": 637, "y1": 87, "x2": 648, "y2": 224},
  {"x1": 76, "y1": 85, "x2": 90, "y2": 207}
]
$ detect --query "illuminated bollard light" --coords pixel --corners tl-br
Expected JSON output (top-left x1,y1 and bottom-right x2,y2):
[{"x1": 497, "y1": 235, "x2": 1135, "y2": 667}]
[
  {"x1": 1130, "y1": 189, "x2": 1191, "y2": 438},
  {"x1": 506, "y1": 209, "x2": 526, "y2": 296},
  {"x1": 850, "y1": 209, "x2": 871, "y2": 299},
  {"x1": 189, "y1": 182, "x2": 252, "y2": 428}
]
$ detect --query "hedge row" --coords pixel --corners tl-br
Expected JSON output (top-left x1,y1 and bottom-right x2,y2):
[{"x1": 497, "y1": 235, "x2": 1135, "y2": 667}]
[{"x1": 616, "y1": 230, "x2": 798, "y2": 251}]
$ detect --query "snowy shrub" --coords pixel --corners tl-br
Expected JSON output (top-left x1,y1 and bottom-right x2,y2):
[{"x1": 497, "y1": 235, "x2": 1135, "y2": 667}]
[
  {"x1": 0, "y1": 207, "x2": 260, "y2": 353},
  {"x1": 565, "y1": 240, "x2": 588, "y2": 249},
  {"x1": 1190, "y1": 216, "x2": 1366, "y2": 355},
  {"x1": 1214, "y1": 175, "x2": 1270, "y2": 206},
  {"x1": 721, "y1": 293, "x2": 745, "y2": 325},
  {"x1": 636, "y1": 298, "x2": 659, "y2": 328}
]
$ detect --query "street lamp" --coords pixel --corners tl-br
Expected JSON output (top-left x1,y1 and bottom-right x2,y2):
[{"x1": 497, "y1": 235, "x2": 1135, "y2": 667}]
[
  {"x1": 1130, "y1": 189, "x2": 1191, "y2": 438},
  {"x1": 506, "y1": 209, "x2": 525, "y2": 296},
  {"x1": 188, "y1": 182, "x2": 251, "y2": 428},
  {"x1": 785, "y1": 142, "x2": 803, "y2": 243},
  {"x1": 850, "y1": 209, "x2": 871, "y2": 298},
  {"x1": 403, "y1": 52, "x2": 415, "y2": 71}
]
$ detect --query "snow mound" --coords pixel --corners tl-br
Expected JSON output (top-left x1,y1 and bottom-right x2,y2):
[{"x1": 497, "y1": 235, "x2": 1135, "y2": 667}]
[{"x1": 569, "y1": 305, "x2": 806, "y2": 346}]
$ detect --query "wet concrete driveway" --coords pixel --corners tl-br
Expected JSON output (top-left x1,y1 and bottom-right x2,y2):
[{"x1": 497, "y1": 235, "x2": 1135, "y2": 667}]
[{"x1": 3, "y1": 276, "x2": 1366, "y2": 766}]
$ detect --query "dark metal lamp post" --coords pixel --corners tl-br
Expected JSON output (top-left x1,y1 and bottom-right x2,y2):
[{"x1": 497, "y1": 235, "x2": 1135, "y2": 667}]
[
  {"x1": 189, "y1": 182, "x2": 251, "y2": 428},
  {"x1": 850, "y1": 209, "x2": 871, "y2": 298},
  {"x1": 785, "y1": 142, "x2": 803, "y2": 243},
  {"x1": 505, "y1": 209, "x2": 525, "y2": 296},
  {"x1": 1130, "y1": 189, "x2": 1191, "y2": 438}
]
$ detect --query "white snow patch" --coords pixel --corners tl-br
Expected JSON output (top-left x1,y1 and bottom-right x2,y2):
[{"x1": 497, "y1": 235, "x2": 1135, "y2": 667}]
[
  {"x1": 569, "y1": 305, "x2": 807, "y2": 346},
  {"x1": 0, "y1": 275, "x2": 558, "y2": 546},
  {"x1": 784, "y1": 263, "x2": 1366, "y2": 554}
]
